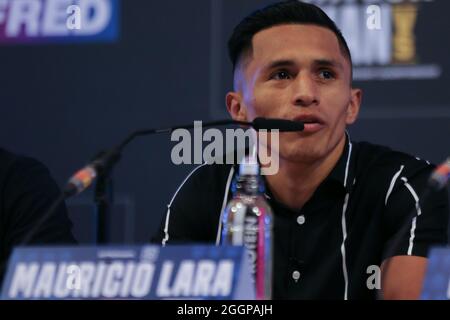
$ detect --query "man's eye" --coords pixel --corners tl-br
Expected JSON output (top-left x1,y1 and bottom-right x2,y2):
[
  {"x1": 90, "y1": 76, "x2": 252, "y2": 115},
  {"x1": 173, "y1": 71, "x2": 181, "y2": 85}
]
[
  {"x1": 319, "y1": 70, "x2": 335, "y2": 80},
  {"x1": 271, "y1": 71, "x2": 291, "y2": 80}
]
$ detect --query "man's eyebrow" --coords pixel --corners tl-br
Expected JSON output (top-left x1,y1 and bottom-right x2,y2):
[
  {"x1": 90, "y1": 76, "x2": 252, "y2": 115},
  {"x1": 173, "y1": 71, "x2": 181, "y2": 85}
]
[
  {"x1": 264, "y1": 59, "x2": 296, "y2": 71},
  {"x1": 313, "y1": 59, "x2": 344, "y2": 70},
  {"x1": 263, "y1": 59, "x2": 344, "y2": 72}
]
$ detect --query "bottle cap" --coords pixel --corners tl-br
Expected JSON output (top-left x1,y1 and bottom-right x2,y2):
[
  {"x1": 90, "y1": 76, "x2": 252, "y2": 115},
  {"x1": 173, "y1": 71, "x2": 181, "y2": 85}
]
[{"x1": 239, "y1": 156, "x2": 259, "y2": 175}]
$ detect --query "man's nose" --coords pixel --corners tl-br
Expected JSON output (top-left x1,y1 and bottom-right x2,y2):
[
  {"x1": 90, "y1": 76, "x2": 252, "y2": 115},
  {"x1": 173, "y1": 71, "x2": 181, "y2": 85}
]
[{"x1": 291, "y1": 74, "x2": 319, "y2": 107}]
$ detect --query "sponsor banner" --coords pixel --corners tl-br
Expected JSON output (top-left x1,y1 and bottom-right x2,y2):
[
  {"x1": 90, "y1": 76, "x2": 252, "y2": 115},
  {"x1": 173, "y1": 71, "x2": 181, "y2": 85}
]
[
  {"x1": 304, "y1": 0, "x2": 444, "y2": 81},
  {"x1": 0, "y1": 0, "x2": 119, "y2": 44}
]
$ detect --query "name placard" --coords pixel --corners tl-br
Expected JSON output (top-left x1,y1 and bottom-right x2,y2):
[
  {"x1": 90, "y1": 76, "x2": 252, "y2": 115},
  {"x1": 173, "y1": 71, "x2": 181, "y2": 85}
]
[{"x1": 1, "y1": 245, "x2": 255, "y2": 300}]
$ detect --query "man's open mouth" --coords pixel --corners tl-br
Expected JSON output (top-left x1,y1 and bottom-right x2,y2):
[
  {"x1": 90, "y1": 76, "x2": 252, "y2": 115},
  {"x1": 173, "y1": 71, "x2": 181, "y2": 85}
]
[{"x1": 292, "y1": 115, "x2": 325, "y2": 133}]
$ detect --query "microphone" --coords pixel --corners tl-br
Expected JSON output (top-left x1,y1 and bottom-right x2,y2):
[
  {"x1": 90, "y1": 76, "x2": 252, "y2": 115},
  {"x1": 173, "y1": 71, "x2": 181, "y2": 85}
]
[
  {"x1": 64, "y1": 117, "x2": 304, "y2": 197},
  {"x1": 64, "y1": 149, "x2": 121, "y2": 197},
  {"x1": 66, "y1": 166, "x2": 96, "y2": 196},
  {"x1": 428, "y1": 157, "x2": 450, "y2": 191},
  {"x1": 252, "y1": 117, "x2": 304, "y2": 131}
]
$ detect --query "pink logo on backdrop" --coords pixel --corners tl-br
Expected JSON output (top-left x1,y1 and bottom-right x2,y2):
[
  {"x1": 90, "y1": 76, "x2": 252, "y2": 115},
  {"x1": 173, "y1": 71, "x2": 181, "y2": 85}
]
[{"x1": 0, "y1": 0, "x2": 119, "y2": 44}]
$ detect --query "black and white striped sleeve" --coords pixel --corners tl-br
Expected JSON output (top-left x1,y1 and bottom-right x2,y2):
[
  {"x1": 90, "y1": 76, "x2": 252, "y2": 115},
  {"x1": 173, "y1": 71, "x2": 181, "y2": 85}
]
[{"x1": 382, "y1": 159, "x2": 449, "y2": 260}]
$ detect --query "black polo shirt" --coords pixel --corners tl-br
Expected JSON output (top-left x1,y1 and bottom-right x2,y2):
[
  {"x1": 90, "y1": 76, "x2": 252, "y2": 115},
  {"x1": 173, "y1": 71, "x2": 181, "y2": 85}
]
[{"x1": 153, "y1": 138, "x2": 449, "y2": 299}]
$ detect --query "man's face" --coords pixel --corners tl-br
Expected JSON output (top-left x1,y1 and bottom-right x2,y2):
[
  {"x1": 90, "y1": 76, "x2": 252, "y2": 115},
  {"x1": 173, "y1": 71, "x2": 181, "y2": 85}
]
[{"x1": 227, "y1": 24, "x2": 361, "y2": 164}]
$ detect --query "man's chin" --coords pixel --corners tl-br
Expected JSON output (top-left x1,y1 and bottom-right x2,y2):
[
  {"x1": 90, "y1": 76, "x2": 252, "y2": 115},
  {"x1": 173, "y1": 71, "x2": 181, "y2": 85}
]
[{"x1": 278, "y1": 148, "x2": 324, "y2": 165}]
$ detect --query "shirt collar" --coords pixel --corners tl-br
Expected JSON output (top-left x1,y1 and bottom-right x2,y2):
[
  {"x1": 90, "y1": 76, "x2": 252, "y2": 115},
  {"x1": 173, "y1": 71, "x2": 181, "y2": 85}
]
[
  {"x1": 325, "y1": 132, "x2": 355, "y2": 192},
  {"x1": 262, "y1": 132, "x2": 355, "y2": 202}
]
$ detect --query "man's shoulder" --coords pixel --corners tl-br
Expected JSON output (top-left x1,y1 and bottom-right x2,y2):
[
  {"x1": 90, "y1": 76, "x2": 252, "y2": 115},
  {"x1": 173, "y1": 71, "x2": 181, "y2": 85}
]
[
  {"x1": 0, "y1": 148, "x2": 60, "y2": 201},
  {"x1": 0, "y1": 148, "x2": 51, "y2": 181},
  {"x1": 353, "y1": 141, "x2": 434, "y2": 178}
]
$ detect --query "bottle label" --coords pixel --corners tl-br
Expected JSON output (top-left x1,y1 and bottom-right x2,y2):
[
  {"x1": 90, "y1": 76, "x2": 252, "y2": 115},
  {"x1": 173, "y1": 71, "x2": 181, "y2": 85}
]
[
  {"x1": 244, "y1": 215, "x2": 258, "y2": 279},
  {"x1": 243, "y1": 207, "x2": 267, "y2": 300}
]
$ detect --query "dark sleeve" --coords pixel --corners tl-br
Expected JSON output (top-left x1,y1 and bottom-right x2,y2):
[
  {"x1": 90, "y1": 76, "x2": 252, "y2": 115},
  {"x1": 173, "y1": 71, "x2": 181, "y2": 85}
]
[
  {"x1": 151, "y1": 164, "x2": 233, "y2": 245},
  {"x1": 1, "y1": 156, "x2": 77, "y2": 258},
  {"x1": 382, "y1": 160, "x2": 449, "y2": 260}
]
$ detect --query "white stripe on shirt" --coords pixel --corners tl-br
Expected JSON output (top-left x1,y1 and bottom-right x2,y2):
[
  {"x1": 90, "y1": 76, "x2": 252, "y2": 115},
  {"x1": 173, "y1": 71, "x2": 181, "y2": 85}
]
[
  {"x1": 215, "y1": 166, "x2": 235, "y2": 245},
  {"x1": 341, "y1": 139, "x2": 352, "y2": 300},
  {"x1": 400, "y1": 177, "x2": 422, "y2": 255},
  {"x1": 162, "y1": 163, "x2": 207, "y2": 246},
  {"x1": 385, "y1": 165, "x2": 405, "y2": 205}
]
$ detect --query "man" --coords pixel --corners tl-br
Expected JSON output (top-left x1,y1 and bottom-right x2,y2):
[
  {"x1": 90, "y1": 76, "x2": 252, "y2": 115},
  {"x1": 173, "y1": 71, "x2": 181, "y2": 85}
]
[
  {"x1": 0, "y1": 148, "x2": 77, "y2": 282},
  {"x1": 153, "y1": 1, "x2": 448, "y2": 299}
]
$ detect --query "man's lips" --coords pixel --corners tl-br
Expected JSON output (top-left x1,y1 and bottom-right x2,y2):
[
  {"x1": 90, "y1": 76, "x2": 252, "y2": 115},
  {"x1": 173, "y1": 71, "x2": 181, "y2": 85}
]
[
  {"x1": 301, "y1": 122, "x2": 325, "y2": 133},
  {"x1": 292, "y1": 115, "x2": 325, "y2": 133}
]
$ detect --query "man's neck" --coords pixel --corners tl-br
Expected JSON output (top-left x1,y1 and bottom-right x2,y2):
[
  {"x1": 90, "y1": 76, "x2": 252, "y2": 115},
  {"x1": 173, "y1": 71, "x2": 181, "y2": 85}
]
[{"x1": 265, "y1": 137, "x2": 347, "y2": 211}]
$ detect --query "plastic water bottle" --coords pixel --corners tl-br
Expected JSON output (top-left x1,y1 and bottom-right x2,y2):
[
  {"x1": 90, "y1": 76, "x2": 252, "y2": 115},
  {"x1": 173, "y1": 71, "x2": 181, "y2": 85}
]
[{"x1": 221, "y1": 156, "x2": 274, "y2": 300}]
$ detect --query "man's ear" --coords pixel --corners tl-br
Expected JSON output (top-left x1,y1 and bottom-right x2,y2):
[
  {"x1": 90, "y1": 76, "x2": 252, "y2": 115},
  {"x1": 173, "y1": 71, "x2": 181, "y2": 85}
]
[
  {"x1": 346, "y1": 88, "x2": 362, "y2": 125},
  {"x1": 226, "y1": 92, "x2": 248, "y2": 122}
]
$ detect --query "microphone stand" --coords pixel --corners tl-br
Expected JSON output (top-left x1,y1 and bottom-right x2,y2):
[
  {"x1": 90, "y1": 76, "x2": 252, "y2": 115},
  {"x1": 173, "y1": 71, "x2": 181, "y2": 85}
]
[
  {"x1": 20, "y1": 118, "x2": 304, "y2": 246},
  {"x1": 95, "y1": 173, "x2": 112, "y2": 244},
  {"x1": 82, "y1": 120, "x2": 253, "y2": 244},
  {"x1": 83, "y1": 149, "x2": 120, "y2": 244}
]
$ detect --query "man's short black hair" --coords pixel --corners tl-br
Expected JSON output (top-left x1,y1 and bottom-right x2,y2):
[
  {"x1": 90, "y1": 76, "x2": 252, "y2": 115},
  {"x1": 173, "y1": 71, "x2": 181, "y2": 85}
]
[{"x1": 228, "y1": 0, "x2": 352, "y2": 72}]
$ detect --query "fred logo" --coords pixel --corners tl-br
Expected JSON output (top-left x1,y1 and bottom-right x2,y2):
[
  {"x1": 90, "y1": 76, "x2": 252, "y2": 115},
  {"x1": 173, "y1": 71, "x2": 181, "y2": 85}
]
[{"x1": 0, "y1": 0, "x2": 119, "y2": 44}]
